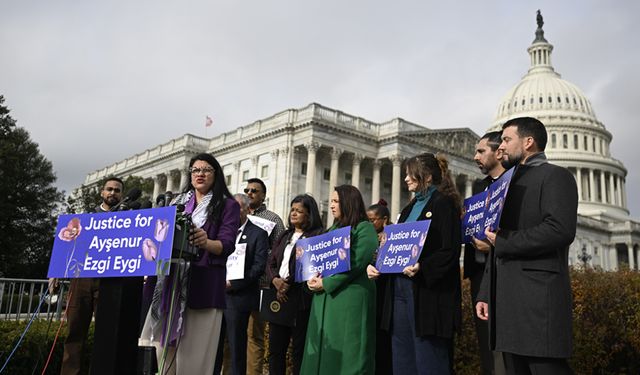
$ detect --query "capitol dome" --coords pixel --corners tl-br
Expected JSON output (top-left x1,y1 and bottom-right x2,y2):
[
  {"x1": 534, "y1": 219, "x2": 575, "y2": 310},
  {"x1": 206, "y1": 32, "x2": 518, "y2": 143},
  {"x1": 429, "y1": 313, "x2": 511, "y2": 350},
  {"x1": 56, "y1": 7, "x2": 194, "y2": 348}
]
[{"x1": 489, "y1": 11, "x2": 629, "y2": 219}]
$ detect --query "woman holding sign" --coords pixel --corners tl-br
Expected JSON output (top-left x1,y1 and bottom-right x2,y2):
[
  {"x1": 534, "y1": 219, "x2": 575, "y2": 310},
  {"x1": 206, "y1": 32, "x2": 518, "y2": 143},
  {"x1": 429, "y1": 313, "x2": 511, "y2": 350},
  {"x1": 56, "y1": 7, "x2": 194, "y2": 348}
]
[
  {"x1": 141, "y1": 153, "x2": 240, "y2": 375},
  {"x1": 265, "y1": 194, "x2": 324, "y2": 375},
  {"x1": 368, "y1": 153, "x2": 462, "y2": 375},
  {"x1": 301, "y1": 185, "x2": 378, "y2": 374}
]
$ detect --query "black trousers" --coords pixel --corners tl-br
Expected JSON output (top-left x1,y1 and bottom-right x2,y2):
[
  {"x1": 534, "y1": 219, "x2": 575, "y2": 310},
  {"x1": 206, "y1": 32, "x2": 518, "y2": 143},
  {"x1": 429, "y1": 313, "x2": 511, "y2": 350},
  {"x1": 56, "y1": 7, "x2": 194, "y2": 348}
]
[
  {"x1": 503, "y1": 353, "x2": 572, "y2": 375},
  {"x1": 268, "y1": 308, "x2": 310, "y2": 375}
]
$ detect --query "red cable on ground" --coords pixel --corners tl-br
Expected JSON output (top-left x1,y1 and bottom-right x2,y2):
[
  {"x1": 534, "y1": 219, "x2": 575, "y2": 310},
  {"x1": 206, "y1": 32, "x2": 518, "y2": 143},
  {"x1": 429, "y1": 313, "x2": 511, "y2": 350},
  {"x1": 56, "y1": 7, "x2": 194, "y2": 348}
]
[{"x1": 40, "y1": 286, "x2": 74, "y2": 375}]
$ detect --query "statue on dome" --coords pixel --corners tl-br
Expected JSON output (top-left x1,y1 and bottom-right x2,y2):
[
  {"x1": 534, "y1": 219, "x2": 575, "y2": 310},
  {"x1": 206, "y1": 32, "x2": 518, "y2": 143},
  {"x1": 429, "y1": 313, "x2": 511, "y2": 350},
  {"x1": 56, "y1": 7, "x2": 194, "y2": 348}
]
[{"x1": 536, "y1": 10, "x2": 544, "y2": 29}]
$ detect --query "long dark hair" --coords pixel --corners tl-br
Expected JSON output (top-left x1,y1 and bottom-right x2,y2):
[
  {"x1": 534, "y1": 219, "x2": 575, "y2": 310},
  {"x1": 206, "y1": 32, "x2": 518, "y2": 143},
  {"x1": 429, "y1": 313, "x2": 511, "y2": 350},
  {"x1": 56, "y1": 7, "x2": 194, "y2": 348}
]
[
  {"x1": 288, "y1": 194, "x2": 324, "y2": 233},
  {"x1": 182, "y1": 153, "x2": 233, "y2": 222},
  {"x1": 404, "y1": 153, "x2": 462, "y2": 214},
  {"x1": 333, "y1": 185, "x2": 367, "y2": 228}
]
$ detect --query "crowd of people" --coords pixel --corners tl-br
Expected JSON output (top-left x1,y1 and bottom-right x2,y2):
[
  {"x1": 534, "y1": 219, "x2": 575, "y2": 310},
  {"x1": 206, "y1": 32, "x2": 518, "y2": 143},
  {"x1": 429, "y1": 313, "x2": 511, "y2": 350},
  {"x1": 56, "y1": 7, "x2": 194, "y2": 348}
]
[{"x1": 56, "y1": 116, "x2": 577, "y2": 375}]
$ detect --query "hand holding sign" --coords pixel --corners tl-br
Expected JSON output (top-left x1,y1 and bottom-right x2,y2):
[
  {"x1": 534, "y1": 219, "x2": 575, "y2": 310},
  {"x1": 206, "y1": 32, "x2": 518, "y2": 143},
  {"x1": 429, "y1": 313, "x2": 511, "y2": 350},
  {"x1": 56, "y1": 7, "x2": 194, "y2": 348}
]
[{"x1": 374, "y1": 221, "x2": 431, "y2": 274}]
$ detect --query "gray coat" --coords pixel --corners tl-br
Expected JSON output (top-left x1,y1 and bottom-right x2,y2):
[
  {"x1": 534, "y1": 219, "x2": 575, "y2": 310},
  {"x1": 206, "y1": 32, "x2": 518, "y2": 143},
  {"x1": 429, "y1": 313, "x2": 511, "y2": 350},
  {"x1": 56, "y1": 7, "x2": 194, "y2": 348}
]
[{"x1": 478, "y1": 152, "x2": 577, "y2": 358}]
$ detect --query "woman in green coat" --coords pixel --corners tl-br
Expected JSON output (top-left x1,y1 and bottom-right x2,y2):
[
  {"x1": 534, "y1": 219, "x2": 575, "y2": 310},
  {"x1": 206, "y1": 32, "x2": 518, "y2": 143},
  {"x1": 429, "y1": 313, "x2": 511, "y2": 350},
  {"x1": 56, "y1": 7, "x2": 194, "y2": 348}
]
[{"x1": 302, "y1": 184, "x2": 379, "y2": 374}]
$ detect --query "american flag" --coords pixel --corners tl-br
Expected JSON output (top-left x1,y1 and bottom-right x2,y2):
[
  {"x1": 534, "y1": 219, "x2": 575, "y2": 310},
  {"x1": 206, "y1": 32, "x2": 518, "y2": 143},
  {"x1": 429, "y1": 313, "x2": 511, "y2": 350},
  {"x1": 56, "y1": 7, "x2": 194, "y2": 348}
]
[{"x1": 205, "y1": 115, "x2": 213, "y2": 127}]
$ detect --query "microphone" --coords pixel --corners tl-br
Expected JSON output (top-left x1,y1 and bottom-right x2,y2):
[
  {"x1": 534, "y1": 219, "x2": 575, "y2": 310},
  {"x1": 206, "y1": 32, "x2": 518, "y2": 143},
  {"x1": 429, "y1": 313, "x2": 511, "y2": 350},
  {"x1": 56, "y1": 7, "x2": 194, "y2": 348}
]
[
  {"x1": 140, "y1": 200, "x2": 153, "y2": 209},
  {"x1": 111, "y1": 188, "x2": 142, "y2": 211}
]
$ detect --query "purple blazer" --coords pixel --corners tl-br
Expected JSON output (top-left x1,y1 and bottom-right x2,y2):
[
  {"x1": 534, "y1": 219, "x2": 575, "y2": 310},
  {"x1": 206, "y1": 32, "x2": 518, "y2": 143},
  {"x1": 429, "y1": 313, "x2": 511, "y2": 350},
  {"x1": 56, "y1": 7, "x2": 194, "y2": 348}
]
[{"x1": 186, "y1": 196, "x2": 240, "y2": 309}]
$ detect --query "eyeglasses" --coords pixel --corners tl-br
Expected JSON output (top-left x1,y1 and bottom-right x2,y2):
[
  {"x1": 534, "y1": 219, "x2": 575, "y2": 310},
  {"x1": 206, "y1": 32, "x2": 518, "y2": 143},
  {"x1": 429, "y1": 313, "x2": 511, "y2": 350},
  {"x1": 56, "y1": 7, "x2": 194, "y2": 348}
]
[
  {"x1": 243, "y1": 188, "x2": 261, "y2": 194},
  {"x1": 189, "y1": 167, "x2": 215, "y2": 175},
  {"x1": 104, "y1": 187, "x2": 122, "y2": 193}
]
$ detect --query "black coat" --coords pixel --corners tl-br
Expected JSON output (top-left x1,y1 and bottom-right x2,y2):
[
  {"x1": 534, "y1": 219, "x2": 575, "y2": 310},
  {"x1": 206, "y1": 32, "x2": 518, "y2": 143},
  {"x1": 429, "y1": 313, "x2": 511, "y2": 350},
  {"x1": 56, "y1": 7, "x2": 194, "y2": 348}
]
[
  {"x1": 478, "y1": 153, "x2": 577, "y2": 358},
  {"x1": 225, "y1": 220, "x2": 269, "y2": 312},
  {"x1": 380, "y1": 190, "x2": 462, "y2": 339},
  {"x1": 265, "y1": 228, "x2": 324, "y2": 311}
]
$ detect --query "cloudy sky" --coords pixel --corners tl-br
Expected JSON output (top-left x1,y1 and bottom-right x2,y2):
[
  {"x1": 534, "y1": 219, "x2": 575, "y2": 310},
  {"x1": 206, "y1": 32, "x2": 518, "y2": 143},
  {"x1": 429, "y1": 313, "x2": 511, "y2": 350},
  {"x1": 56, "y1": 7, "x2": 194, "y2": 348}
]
[{"x1": 2, "y1": 0, "x2": 639, "y2": 218}]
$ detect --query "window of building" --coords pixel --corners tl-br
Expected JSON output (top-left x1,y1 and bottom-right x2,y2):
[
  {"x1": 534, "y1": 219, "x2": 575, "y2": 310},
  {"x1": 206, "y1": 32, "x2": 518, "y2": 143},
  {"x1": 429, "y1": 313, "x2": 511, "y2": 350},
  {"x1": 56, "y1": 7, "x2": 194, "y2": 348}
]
[
  {"x1": 345, "y1": 172, "x2": 352, "y2": 184},
  {"x1": 551, "y1": 133, "x2": 557, "y2": 148},
  {"x1": 583, "y1": 136, "x2": 588, "y2": 151},
  {"x1": 600, "y1": 139, "x2": 604, "y2": 155},
  {"x1": 592, "y1": 138, "x2": 596, "y2": 152},
  {"x1": 242, "y1": 170, "x2": 249, "y2": 181},
  {"x1": 563, "y1": 134, "x2": 568, "y2": 149},
  {"x1": 301, "y1": 162, "x2": 307, "y2": 176},
  {"x1": 261, "y1": 165, "x2": 268, "y2": 178},
  {"x1": 323, "y1": 168, "x2": 331, "y2": 181},
  {"x1": 364, "y1": 177, "x2": 372, "y2": 186},
  {"x1": 574, "y1": 134, "x2": 579, "y2": 149},
  {"x1": 225, "y1": 175, "x2": 232, "y2": 186}
]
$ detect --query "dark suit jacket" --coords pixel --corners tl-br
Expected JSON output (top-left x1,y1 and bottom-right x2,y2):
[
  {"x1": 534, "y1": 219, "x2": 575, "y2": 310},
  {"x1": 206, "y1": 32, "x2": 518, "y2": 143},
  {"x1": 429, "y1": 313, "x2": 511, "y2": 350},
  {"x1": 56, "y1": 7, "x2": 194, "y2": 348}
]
[
  {"x1": 478, "y1": 153, "x2": 577, "y2": 358},
  {"x1": 225, "y1": 220, "x2": 269, "y2": 312},
  {"x1": 380, "y1": 190, "x2": 462, "y2": 339}
]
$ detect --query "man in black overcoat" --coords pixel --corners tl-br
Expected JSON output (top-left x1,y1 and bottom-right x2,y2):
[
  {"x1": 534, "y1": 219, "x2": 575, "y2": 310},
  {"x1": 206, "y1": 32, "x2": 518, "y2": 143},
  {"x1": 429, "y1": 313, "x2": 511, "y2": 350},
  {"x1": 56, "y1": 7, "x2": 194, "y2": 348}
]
[{"x1": 476, "y1": 117, "x2": 577, "y2": 374}]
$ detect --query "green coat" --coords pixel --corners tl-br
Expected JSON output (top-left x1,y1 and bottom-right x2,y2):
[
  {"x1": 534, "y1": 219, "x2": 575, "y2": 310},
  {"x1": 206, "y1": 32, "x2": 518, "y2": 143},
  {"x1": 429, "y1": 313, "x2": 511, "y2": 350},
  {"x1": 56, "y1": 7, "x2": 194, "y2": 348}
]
[{"x1": 301, "y1": 221, "x2": 378, "y2": 374}]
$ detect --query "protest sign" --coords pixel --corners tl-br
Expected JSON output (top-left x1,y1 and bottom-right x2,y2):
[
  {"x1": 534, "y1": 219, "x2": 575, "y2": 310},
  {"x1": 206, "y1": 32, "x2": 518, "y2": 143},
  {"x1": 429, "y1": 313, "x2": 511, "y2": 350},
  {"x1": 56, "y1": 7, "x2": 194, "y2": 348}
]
[
  {"x1": 226, "y1": 243, "x2": 247, "y2": 281},
  {"x1": 375, "y1": 221, "x2": 431, "y2": 273},
  {"x1": 294, "y1": 226, "x2": 351, "y2": 282},
  {"x1": 461, "y1": 166, "x2": 515, "y2": 242},
  {"x1": 247, "y1": 215, "x2": 276, "y2": 235},
  {"x1": 462, "y1": 191, "x2": 489, "y2": 243},
  {"x1": 47, "y1": 206, "x2": 176, "y2": 278}
]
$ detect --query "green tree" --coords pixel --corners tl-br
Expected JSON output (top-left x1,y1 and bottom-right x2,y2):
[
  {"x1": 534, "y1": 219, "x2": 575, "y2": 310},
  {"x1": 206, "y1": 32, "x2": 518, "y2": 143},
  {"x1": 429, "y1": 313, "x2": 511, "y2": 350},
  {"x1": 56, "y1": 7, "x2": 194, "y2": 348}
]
[{"x1": 0, "y1": 95, "x2": 64, "y2": 278}]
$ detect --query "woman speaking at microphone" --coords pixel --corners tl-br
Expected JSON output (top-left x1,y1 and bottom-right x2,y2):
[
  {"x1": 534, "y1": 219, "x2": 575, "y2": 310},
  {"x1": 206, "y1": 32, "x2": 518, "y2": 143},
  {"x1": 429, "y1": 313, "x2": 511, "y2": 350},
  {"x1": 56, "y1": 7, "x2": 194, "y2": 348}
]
[
  {"x1": 367, "y1": 153, "x2": 462, "y2": 375},
  {"x1": 141, "y1": 153, "x2": 239, "y2": 375},
  {"x1": 301, "y1": 185, "x2": 378, "y2": 374}
]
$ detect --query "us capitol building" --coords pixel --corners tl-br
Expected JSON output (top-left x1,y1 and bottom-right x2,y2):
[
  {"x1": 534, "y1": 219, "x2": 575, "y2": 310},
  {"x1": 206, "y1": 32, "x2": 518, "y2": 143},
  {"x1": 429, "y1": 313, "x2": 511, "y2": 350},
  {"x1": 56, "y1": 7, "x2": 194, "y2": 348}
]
[{"x1": 82, "y1": 13, "x2": 639, "y2": 271}]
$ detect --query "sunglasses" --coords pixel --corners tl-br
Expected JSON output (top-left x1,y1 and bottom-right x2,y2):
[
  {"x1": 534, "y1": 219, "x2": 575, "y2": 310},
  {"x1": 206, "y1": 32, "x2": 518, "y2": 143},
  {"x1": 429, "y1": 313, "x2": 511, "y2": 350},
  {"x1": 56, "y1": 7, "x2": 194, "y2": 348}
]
[{"x1": 243, "y1": 188, "x2": 261, "y2": 194}]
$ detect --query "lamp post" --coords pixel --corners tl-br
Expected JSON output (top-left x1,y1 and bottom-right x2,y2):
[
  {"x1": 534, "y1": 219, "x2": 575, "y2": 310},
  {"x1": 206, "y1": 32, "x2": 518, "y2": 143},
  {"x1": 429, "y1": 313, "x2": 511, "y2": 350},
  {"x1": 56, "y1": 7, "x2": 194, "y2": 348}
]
[{"x1": 577, "y1": 245, "x2": 592, "y2": 269}]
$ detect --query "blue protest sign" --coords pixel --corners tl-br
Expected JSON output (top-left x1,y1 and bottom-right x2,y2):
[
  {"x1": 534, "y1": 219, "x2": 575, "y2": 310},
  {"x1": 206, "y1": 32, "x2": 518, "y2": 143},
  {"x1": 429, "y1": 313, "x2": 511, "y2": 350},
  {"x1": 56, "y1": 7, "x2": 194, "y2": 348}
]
[
  {"x1": 483, "y1": 167, "x2": 515, "y2": 232},
  {"x1": 462, "y1": 191, "x2": 489, "y2": 243},
  {"x1": 461, "y1": 167, "x2": 515, "y2": 242},
  {"x1": 375, "y1": 221, "x2": 431, "y2": 273},
  {"x1": 47, "y1": 206, "x2": 176, "y2": 278},
  {"x1": 294, "y1": 226, "x2": 351, "y2": 282}
]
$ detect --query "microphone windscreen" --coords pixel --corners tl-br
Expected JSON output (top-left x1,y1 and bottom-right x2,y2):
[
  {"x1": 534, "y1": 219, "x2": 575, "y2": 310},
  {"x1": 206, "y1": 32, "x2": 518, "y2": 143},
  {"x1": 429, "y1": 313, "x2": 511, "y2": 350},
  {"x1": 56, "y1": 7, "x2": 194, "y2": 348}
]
[
  {"x1": 140, "y1": 200, "x2": 153, "y2": 209},
  {"x1": 125, "y1": 188, "x2": 142, "y2": 202},
  {"x1": 175, "y1": 204, "x2": 186, "y2": 213}
]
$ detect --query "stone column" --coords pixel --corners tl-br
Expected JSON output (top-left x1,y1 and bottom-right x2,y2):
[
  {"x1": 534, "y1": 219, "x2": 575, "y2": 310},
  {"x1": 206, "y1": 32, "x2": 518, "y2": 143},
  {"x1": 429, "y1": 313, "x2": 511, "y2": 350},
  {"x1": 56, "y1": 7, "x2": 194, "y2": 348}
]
[
  {"x1": 616, "y1": 176, "x2": 623, "y2": 208},
  {"x1": 608, "y1": 173, "x2": 616, "y2": 205},
  {"x1": 152, "y1": 175, "x2": 163, "y2": 201},
  {"x1": 465, "y1": 176, "x2": 473, "y2": 198},
  {"x1": 178, "y1": 169, "x2": 189, "y2": 192},
  {"x1": 251, "y1": 155, "x2": 259, "y2": 179},
  {"x1": 621, "y1": 178, "x2": 627, "y2": 209},
  {"x1": 234, "y1": 161, "x2": 242, "y2": 193},
  {"x1": 599, "y1": 171, "x2": 607, "y2": 203},
  {"x1": 351, "y1": 153, "x2": 363, "y2": 189},
  {"x1": 268, "y1": 150, "x2": 279, "y2": 209},
  {"x1": 304, "y1": 142, "x2": 320, "y2": 196},
  {"x1": 371, "y1": 159, "x2": 381, "y2": 204},
  {"x1": 328, "y1": 148, "x2": 343, "y2": 226},
  {"x1": 166, "y1": 170, "x2": 178, "y2": 193},
  {"x1": 588, "y1": 169, "x2": 595, "y2": 202},
  {"x1": 576, "y1": 168, "x2": 583, "y2": 201},
  {"x1": 390, "y1": 154, "x2": 403, "y2": 221},
  {"x1": 628, "y1": 242, "x2": 635, "y2": 270},
  {"x1": 610, "y1": 246, "x2": 619, "y2": 271}
]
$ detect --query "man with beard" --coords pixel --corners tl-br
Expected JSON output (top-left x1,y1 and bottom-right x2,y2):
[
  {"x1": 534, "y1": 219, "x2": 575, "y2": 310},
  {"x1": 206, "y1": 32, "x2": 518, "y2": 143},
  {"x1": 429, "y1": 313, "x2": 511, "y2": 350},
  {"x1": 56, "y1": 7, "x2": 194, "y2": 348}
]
[
  {"x1": 464, "y1": 131, "x2": 506, "y2": 375},
  {"x1": 51, "y1": 176, "x2": 124, "y2": 375},
  {"x1": 476, "y1": 117, "x2": 577, "y2": 374},
  {"x1": 243, "y1": 178, "x2": 285, "y2": 374}
]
